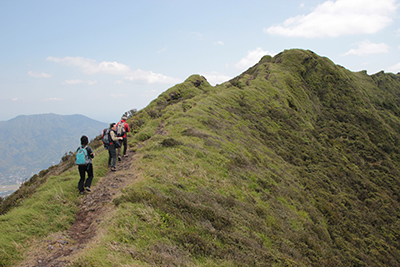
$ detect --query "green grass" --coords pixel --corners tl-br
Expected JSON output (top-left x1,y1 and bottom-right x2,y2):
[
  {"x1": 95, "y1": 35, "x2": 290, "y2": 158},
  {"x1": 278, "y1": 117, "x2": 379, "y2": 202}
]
[
  {"x1": 0, "y1": 142, "x2": 109, "y2": 266},
  {"x1": 78, "y1": 51, "x2": 400, "y2": 265},
  {"x1": 2, "y1": 49, "x2": 400, "y2": 266}
]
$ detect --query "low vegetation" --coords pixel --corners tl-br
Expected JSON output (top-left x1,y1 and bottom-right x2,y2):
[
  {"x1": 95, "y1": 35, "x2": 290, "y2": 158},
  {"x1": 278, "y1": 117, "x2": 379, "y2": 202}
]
[{"x1": 1, "y1": 49, "x2": 400, "y2": 266}]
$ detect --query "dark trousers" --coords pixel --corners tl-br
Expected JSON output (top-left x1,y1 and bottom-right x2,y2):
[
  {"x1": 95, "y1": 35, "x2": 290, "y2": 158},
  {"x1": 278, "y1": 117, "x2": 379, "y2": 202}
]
[
  {"x1": 108, "y1": 144, "x2": 117, "y2": 167},
  {"x1": 78, "y1": 164, "x2": 93, "y2": 192},
  {"x1": 117, "y1": 138, "x2": 128, "y2": 156}
]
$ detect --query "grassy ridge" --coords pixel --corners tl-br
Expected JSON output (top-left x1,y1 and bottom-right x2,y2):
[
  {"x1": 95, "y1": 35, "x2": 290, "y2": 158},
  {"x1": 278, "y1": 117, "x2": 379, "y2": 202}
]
[
  {"x1": 1, "y1": 49, "x2": 400, "y2": 266},
  {"x1": 74, "y1": 50, "x2": 400, "y2": 266}
]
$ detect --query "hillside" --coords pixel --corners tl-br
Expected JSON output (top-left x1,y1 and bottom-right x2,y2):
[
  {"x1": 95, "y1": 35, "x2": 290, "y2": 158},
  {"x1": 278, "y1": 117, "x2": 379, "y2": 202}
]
[
  {"x1": 1, "y1": 49, "x2": 400, "y2": 266},
  {"x1": 0, "y1": 113, "x2": 107, "y2": 185}
]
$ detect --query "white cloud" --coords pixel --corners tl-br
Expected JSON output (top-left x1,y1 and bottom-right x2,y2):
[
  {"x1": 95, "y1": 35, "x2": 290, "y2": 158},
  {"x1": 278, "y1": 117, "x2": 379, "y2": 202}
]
[
  {"x1": 264, "y1": 0, "x2": 397, "y2": 38},
  {"x1": 140, "y1": 89, "x2": 161, "y2": 98},
  {"x1": 64, "y1": 79, "x2": 98, "y2": 85},
  {"x1": 387, "y1": 62, "x2": 400, "y2": 73},
  {"x1": 235, "y1": 47, "x2": 274, "y2": 70},
  {"x1": 124, "y1": 69, "x2": 182, "y2": 84},
  {"x1": 110, "y1": 94, "x2": 127, "y2": 98},
  {"x1": 157, "y1": 46, "x2": 168, "y2": 53},
  {"x1": 12, "y1": 98, "x2": 18, "y2": 101},
  {"x1": 27, "y1": 71, "x2": 52, "y2": 78},
  {"x1": 189, "y1": 32, "x2": 204, "y2": 40},
  {"x1": 42, "y1": 97, "x2": 63, "y2": 101},
  {"x1": 48, "y1": 56, "x2": 181, "y2": 84},
  {"x1": 47, "y1": 56, "x2": 130, "y2": 75},
  {"x1": 64, "y1": 80, "x2": 81, "y2": 85},
  {"x1": 201, "y1": 71, "x2": 231, "y2": 85},
  {"x1": 214, "y1": 41, "x2": 224, "y2": 45},
  {"x1": 343, "y1": 40, "x2": 390, "y2": 56}
]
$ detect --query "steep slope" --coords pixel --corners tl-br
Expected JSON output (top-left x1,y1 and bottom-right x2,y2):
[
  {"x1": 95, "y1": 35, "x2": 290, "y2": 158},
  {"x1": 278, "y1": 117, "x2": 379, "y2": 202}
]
[
  {"x1": 104, "y1": 50, "x2": 400, "y2": 266},
  {"x1": 0, "y1": 113, "x2": 107, "y2": 184},
  {"x1": 1, "y1": 49, "x2": 400, "y2": 266}
]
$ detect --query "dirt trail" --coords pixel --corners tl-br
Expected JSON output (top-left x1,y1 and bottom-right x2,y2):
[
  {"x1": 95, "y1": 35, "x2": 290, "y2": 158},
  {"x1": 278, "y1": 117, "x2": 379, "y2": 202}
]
[{"x1": 21, "y1": 149, "x2": 137, "y2": 267}]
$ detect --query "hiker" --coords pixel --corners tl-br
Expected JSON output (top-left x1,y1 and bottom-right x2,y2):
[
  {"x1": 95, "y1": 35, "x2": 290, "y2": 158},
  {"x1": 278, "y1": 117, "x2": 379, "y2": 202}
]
[
  {"x1": 107, "y1": 123, "x2": 123, "y2": 171},
  {"x1": 76, "y1": 135, "x2": 95, "y2": 195},
  {"x1": 116, "y1": 115, "x2": 130, "y2": 160}
]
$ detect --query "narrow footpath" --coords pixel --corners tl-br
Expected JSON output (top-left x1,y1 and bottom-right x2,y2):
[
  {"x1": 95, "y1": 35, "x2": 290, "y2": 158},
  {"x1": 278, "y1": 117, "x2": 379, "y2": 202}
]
[{"x1": 21, "y1": 149, "x2": 137, "y2": 267}]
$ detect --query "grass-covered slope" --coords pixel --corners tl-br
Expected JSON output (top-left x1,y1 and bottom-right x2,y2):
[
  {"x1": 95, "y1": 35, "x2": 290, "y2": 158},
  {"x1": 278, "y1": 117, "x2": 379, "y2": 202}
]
[
  {"x1": 77, "y1": 49, "x2": 400, "y2": 266},
  {"x1": 2, "y1": 49, "x2": 400, "y2": 266},
  {"x1": 0, "y1": 136, "x2": 108, "y2": 266}
]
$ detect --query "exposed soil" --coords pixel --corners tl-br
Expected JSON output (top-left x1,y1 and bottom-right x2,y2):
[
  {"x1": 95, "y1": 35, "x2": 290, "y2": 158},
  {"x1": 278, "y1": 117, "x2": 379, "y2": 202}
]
[{"x1": 20, "y1": 149, "x2": 138, "y2": 267}]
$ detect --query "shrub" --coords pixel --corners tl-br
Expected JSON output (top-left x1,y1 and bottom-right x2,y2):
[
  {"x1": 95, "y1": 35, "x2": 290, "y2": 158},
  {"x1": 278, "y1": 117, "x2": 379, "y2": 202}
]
[
  {"x1": 135, "y1": 132, "x2": 152, "y2": 142},
  {"x1": 160, "y1": 138, "x2": 183, "y2": 147}
]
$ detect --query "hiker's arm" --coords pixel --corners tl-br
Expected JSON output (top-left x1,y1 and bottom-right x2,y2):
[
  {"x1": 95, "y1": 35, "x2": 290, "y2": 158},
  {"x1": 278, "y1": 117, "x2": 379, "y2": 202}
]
[
  {"x1": 89, "y1": 149, "x2": 95, "y2": 158},
  {"x1": 110, "y1": 131, "x2": 123, "y2": 141},
  {"x1": 87, "y1": 147, "x2": 95, "y2": 158}
]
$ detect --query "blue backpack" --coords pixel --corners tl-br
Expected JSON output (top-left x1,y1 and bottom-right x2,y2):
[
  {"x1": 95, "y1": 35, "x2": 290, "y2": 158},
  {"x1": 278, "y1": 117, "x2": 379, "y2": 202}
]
[{"x1": 75, "y1": 146, "x2": 89, "y2": 165}]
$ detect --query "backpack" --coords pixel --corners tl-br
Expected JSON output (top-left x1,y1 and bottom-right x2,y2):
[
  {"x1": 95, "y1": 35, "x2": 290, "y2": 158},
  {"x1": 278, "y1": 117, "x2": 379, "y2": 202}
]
[
  {"x1": 102, "y1": 128, "x2": 112, "y2": 147},
  {"x1": 116, "y1": 122, "x2": 126, "y2": 137},
  {"x1": 75, "y1": 146, "x2": 89, "y2": 165}
]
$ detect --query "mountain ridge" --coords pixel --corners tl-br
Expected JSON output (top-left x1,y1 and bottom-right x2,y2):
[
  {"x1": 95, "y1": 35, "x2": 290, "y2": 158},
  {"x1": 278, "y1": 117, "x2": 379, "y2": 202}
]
[{"x1": 1, "y1": 49, "x2": 400, "y2": 266}]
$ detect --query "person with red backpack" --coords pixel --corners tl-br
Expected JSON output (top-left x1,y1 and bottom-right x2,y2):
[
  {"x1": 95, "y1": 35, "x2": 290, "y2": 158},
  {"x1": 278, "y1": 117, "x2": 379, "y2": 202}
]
[{"x1": 116, "y1": 115, "x2": 130, "y2": 160}]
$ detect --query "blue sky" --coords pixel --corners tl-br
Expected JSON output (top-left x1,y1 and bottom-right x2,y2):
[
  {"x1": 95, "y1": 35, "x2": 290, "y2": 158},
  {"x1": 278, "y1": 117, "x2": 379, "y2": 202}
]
[{"x1": 1, "y1": 0, "x2": 399, "y2": 123}]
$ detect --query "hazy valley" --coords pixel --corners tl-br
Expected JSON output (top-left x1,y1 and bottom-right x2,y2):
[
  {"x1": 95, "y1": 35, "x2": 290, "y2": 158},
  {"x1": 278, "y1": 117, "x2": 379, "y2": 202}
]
[{"x1": 0, "y1": 114, "x2": 107, "y2": 196}]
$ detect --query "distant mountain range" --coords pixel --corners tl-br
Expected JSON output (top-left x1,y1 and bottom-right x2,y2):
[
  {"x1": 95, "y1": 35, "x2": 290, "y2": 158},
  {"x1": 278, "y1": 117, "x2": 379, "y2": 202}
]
[{"x1": 0, "y1": 113, "x2": 107, "y2": 184}]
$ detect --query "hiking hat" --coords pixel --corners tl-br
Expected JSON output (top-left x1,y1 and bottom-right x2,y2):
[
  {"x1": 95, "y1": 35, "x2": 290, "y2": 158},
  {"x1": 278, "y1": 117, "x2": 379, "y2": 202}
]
[{"x1": 122, "y1": 116, "x2": 127, "y2": 120}]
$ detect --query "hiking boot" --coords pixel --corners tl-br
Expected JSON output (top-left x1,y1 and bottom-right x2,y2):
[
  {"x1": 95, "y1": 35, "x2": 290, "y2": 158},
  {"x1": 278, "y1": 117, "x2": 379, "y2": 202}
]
[
  {"x1": 118, "y1": 156, "x2": 121, "y2": 161},
  {"x1": 123, "y1": 154, "x2": 128, "y2": 157},
  {"x1": 85, "y1": 187, "x2": 91, "y2": 192},
  {"x1": 80, "y1": 191, "x2": 85, "y2": 195},
  {"x1": 111, "y1": 166, "x2": 117, "y2": 171}
]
